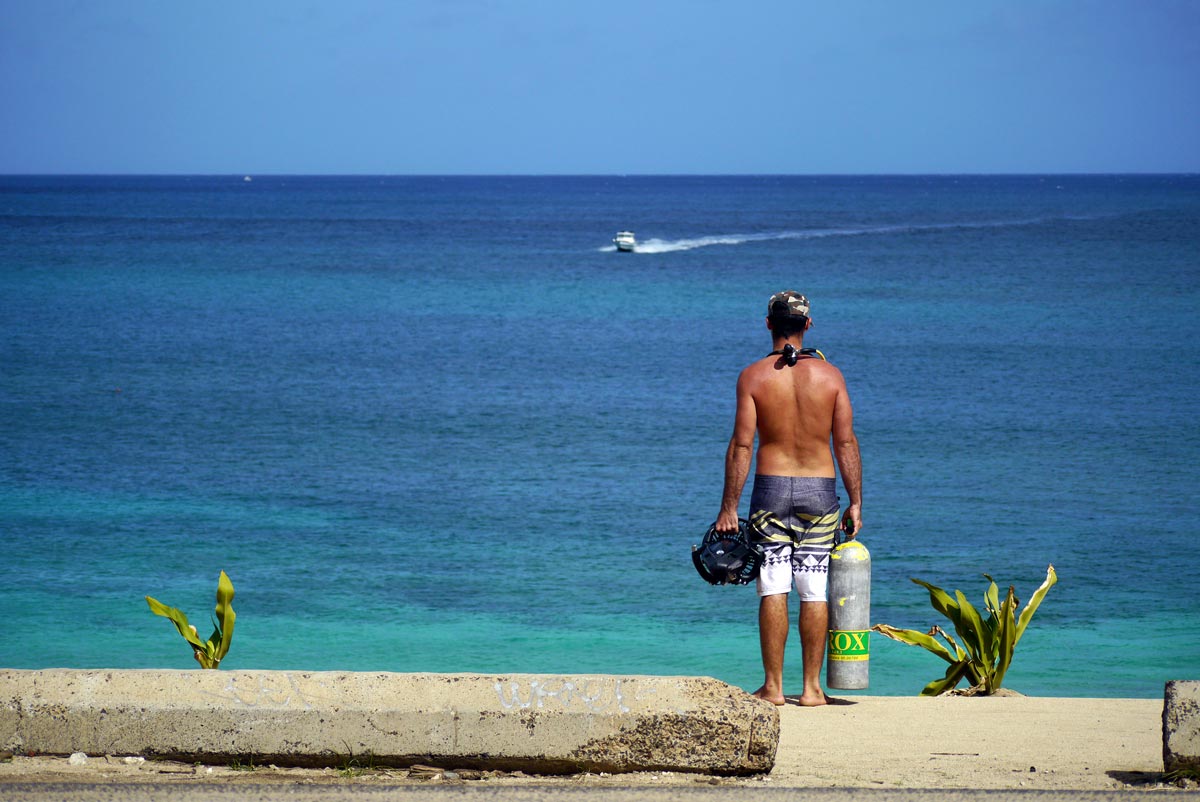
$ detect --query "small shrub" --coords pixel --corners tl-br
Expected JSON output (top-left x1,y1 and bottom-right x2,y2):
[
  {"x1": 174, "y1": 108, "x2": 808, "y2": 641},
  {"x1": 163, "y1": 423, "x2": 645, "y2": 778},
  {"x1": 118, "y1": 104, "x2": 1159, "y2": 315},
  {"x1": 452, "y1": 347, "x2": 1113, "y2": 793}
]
[
  {"x1": 873, "y1": 564, "x2": 1056, "y2": 695},
  {"x1": 145, "y1": 570, "x2": 235, "y2": 669}
]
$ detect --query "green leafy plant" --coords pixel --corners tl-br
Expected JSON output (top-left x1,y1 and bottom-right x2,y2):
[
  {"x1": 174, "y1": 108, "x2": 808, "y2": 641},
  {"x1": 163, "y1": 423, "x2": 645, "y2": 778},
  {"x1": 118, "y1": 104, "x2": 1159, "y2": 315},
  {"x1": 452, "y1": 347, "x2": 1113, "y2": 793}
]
[
  {"x1": 337, "y1": 743, "x2": 377, "y2": 777},
  {"x1": 1165, "y1": 765, "x2": 1200, "y2": 785},
  {"x1": 872, "y1": 564, "x2": 1057, "y2": 696},
  {"x1": 145, "y1": 570, "x2": 236, "y2": 669},
  {"x1": 229, "y1": 755, "x2": 257, "y2": 772}
]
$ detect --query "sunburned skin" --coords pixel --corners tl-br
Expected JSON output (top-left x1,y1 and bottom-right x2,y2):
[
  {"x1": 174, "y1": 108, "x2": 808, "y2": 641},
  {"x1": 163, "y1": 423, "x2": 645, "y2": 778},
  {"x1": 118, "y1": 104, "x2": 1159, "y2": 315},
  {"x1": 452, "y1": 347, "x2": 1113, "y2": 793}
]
[
  {"x1": 748, "y1": 352, "x2": 846, "y2": 478},
  {"x1": 716, "y1": 309, "x2": 862, "y2": 708}
]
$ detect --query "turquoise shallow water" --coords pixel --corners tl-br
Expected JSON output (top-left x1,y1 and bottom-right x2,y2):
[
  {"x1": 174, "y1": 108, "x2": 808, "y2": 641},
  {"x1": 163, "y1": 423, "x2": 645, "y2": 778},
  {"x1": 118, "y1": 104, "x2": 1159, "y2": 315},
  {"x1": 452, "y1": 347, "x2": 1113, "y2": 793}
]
[{"x1": 2, "y1": 175, "x2": 1198, "y2": 697}]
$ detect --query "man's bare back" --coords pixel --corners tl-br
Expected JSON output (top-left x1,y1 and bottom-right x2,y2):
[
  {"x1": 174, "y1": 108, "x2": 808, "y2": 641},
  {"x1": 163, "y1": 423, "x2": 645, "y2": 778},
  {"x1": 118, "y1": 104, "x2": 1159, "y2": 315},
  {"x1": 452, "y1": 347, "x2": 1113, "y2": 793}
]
[
  {"x1": 742, "y1": 354, "x2": 846, "y2": 478},
  {"x1": 716, "y1": 350, "x2": 860, "y2": 535},
  {"x1": 715, "y1": 291, "x2": 862, "y2": 708}
]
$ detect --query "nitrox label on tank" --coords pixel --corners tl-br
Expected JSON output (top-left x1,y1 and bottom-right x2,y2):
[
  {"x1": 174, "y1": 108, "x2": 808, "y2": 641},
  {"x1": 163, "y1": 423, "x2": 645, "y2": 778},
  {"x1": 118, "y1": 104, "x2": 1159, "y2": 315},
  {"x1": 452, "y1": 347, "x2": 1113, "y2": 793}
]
[{"x1": 828, "y1": 629, "x2": 870, "y2": 661}]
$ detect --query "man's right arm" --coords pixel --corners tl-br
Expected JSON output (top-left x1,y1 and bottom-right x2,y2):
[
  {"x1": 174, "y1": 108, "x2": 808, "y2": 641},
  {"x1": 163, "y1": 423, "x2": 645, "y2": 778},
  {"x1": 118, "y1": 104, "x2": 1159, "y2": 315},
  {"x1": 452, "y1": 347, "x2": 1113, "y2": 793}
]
[
  {"x1": 716, "y1": 371, "x2": 756, "y2": 533},
  {"x1": 832, "y1": 380, "x2": 862, "y2": 536}
]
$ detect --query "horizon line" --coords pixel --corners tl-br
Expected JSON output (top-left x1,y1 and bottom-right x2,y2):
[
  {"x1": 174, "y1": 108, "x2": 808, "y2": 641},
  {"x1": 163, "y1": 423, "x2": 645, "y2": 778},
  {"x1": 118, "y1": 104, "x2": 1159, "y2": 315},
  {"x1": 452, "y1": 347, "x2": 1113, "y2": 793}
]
[{"x1": 2, "y1": 171, "x2": 1198, "y2": 179}]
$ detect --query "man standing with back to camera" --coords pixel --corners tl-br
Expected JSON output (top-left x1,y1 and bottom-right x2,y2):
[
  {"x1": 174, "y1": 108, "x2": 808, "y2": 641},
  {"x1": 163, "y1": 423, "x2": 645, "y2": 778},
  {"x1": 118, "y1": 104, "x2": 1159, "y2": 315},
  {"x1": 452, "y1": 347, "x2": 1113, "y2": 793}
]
[{"x1": 716, "y1": 290, "x2": 862, "y2": 707}]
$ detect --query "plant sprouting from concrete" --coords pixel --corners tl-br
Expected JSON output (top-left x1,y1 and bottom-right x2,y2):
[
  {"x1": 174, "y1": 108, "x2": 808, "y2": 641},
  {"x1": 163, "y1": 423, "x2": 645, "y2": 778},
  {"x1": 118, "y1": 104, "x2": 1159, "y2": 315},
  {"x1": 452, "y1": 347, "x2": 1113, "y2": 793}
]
[
  {"x1": 145, "y1": 571, "x2": 235, "y2": 669},
  {"x1": 872, "y1": 565, "x2": 1057, "y2": 696}
]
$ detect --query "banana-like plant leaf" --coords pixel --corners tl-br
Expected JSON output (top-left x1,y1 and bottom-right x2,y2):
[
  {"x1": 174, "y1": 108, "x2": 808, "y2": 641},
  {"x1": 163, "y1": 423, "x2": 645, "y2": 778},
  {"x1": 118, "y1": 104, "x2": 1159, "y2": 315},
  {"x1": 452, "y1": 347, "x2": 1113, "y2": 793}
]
[
  {"x1": 872, "y1": 624, "x2": 959, "y2": 664},
  {"x1": 206, "y1": 619, "x2": 223, "y2": 652},
  {"x1": 145, "y1": 596, "x2": 204, "y2": 649},
  {"x1": 915, "y1": 580, "x2": 983, "y2": 661},
  {"x1": 194, "y1": 639, "x2": 219, "y2": 669},
  {"x1": 935, "y1": 627, "x2": 982, "y2": 692},
  {"x1": 953, "y1": 590, "x2": 989, "y2": 667},
  {"x1": 992, "y1": 585, "x2": 1019, "y2": 690},
  {"x1": 146, "y1": 572, "x2": 236, "y2": 669},
  {"x1": 930, "y1": 625, "x2": 967, "y2": 660},
  {"x1": 983, "y1": 575, "x2": 1001, "y2": 619},
  {"x1": 912, "y1": 579, "x2": 959, "y2": 621},
  {"x1": 213, "y1": 570, "x2": 235, "y2": 662},
  {"x1": 921, "y1": 661, "x2": 971, "y2": 696},
  {"x1": 1014, "y1": 564, "x2": 1057, "y2": 645},
  {"x1": 879, "y1": 566, "x2": 1058, "y2": 696}
]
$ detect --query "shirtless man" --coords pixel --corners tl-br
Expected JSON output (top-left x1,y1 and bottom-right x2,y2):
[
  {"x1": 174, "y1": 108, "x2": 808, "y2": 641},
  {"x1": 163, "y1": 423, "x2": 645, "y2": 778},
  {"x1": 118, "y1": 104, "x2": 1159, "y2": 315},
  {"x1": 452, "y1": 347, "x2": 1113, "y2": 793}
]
[{"x1": 716, "y1": 290, "x2": 862, "y2": 707}]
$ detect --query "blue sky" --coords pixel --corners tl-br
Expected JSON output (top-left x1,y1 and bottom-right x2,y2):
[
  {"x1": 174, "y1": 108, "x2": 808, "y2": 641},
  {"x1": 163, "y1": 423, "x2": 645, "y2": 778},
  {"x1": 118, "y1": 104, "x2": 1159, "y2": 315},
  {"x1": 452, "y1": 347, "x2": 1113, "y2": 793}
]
[{"x1": 1, "y1": 0, "x2": 1197, "y2": 174}]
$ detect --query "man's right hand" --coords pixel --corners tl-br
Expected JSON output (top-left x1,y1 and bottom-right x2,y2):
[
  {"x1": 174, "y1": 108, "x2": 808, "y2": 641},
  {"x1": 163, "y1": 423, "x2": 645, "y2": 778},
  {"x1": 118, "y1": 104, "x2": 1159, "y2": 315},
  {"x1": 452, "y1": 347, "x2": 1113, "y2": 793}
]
[{"x1": 715, "y1": 509, "x2": 740, "y2": 533}]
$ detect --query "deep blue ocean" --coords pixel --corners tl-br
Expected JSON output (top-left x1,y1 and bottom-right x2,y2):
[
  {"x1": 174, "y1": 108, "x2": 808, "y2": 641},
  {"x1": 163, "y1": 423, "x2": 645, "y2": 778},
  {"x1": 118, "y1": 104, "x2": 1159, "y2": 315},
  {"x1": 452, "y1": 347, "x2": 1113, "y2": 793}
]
[{"x1": 2, "y1": 174, "x2": 1197, "y2": 698}]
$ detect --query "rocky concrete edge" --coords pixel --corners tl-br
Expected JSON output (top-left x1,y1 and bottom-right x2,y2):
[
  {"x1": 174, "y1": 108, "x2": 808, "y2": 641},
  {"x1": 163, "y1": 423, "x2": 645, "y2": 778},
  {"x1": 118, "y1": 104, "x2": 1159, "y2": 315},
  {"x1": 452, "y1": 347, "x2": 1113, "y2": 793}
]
[
  {"x1": 1163, "y1": 680, "x2": 1200, "y2": 773},
  {"x1": 0, "y1": 670, "x2": 779, "y2": 776}
]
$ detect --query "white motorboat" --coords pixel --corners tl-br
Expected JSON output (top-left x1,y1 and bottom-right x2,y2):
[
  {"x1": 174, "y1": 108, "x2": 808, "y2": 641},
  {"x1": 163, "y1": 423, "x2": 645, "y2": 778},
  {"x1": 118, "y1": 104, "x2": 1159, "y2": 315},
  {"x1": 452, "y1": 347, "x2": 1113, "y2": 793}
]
[{"x1": 613, "y1": 231, "x2": 636, "y2": 252}]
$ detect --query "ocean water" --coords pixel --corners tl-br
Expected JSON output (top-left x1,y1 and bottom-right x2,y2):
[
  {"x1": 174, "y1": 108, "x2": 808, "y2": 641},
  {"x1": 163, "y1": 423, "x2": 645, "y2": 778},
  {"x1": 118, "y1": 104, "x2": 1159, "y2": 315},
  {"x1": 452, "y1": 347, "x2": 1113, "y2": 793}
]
[{"x1": 2, "y1": 174, "x2": 1197, "y2": 698}]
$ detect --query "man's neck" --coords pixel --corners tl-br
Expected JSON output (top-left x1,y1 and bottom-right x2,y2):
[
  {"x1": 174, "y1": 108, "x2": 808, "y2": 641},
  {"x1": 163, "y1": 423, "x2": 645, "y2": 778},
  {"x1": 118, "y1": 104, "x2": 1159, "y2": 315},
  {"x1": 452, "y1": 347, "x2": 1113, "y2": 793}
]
[{"x1": 771, "y1": 336, "x2": 805, "y2": 351}]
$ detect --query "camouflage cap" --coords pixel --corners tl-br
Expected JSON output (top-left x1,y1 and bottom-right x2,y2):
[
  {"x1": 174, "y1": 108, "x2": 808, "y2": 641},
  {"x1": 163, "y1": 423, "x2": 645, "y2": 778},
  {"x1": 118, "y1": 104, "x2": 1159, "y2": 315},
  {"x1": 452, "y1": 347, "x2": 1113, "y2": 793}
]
[{"x1": 767, "y1": 290, "x2": 810, "y2": 319}]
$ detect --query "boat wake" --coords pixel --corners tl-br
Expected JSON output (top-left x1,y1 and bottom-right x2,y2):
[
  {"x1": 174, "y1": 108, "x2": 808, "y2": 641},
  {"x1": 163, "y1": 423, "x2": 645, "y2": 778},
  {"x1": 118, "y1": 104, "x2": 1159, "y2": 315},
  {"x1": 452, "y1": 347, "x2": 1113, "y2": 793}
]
[{"x1": 599, "y1": 217, "x2": 1063, "y2": 254}]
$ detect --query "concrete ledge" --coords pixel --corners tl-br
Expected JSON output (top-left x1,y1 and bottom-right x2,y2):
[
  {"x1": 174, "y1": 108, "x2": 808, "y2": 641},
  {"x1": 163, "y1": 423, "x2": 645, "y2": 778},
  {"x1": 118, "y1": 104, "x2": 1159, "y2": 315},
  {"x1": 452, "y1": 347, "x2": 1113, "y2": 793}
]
[
  {"x1": 1164, "y1": 680, "x2": 1200, "y2": 773},
  {"x1": 0, "y1": 670, "x2": 778, "y2": 776}
]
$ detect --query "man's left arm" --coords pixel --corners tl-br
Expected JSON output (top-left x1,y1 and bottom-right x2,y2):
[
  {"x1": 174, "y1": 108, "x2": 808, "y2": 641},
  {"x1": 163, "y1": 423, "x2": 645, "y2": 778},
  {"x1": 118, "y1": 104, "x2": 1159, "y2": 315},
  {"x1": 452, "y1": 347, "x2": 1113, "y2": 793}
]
[{"x1": 832, "y1": 379, "x2": 862, "y2": 536}]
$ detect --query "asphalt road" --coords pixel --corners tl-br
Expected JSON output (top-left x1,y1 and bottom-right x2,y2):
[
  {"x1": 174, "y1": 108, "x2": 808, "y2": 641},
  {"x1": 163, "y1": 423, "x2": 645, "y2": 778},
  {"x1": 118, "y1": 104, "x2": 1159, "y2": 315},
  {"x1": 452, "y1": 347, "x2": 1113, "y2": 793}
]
[{"x1": 0, "y1": 784, "x2": 1172, "y2": 802}]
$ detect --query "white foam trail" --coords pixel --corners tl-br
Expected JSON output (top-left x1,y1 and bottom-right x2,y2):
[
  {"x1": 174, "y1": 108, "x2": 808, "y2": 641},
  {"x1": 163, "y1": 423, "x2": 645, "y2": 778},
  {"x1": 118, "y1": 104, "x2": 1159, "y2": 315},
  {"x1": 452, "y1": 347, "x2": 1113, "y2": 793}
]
[
  {"x1": 605, "y1": 217, "x2": 1062, "y2": 254},
  {"x1": 634, "y1": 234, "x2": 764, "y2": 254}
]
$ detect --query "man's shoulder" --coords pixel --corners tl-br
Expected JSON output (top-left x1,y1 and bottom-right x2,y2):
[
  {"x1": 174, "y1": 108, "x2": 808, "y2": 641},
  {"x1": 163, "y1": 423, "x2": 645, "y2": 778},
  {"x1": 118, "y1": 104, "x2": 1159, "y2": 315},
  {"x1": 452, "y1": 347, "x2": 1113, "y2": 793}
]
[
  {"x1": 737, "y1": 356, "x2": 778, "y2": 381},
  {"x1": 738, "y1": 354, "x2": 847, "y2": 390},
  {"x1": 743, "y1": 354, "x2": 846, "y2": 374},
  {"x1": 809, "y1": 357, "x2": 845, "y2": 377},
  {"x1": 812, "y1": 358, "x2": 849, "y2": 389}
]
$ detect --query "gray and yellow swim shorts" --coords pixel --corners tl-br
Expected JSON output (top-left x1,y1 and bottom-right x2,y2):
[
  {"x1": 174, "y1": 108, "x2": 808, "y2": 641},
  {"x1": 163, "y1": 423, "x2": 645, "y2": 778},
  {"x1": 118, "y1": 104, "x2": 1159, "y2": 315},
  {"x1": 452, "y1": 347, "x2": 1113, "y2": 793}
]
[{"x1": 748, "y1": 475, "x2": 840, "y2": 601}]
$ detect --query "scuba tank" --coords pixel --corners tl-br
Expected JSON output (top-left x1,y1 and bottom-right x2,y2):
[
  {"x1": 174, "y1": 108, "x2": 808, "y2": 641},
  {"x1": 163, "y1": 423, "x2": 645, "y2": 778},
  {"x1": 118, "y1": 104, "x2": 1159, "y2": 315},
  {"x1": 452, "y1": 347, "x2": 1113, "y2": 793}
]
[{"x1": 826, "y1": 530, "x2": 871, "y2": 689}]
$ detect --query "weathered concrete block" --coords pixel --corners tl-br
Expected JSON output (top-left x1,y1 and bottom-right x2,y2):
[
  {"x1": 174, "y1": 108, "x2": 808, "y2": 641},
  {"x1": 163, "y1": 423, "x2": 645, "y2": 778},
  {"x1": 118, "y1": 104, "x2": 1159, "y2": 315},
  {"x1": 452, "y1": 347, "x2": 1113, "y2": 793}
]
[
  {"x1": 1164, "y1": 680, "x2": 1200, "y2": 773},
  {"x1": 0, "y1": 670, "x2": 778, "y2": 775}
]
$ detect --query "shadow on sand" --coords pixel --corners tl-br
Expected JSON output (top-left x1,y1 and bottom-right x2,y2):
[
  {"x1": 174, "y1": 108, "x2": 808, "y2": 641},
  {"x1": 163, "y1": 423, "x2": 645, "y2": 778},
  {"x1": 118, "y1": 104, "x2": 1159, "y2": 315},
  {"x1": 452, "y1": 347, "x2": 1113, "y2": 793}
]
[{"x1": 782, "y1": 694, "x2": 858, "y2": 707}]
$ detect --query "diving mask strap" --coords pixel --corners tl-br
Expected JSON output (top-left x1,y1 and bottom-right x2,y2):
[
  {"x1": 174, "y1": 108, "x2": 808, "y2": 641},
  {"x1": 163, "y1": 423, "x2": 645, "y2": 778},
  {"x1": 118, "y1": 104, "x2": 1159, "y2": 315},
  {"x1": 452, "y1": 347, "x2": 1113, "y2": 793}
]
[{"x1": 768, "y1": 344, "x2": 826, "y2": 365}]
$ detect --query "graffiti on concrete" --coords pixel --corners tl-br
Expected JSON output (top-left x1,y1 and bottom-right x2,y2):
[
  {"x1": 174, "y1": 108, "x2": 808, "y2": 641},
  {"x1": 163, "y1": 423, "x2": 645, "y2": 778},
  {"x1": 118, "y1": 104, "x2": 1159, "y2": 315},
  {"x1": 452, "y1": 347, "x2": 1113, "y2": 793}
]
[
  {"x1": 494, "y1": 678, "x2": 654, "y2": 713},
  {"x1": 206, "y1": 673, "x2": 316, "y2": 710}
]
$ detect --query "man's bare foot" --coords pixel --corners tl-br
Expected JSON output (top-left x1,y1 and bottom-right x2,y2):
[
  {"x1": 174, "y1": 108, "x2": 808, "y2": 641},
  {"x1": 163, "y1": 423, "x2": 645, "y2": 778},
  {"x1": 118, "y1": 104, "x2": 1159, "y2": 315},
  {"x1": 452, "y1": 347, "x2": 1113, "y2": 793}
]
[
  {"x1": 797, "y1": 690, "x2": 829, "y2": 707},
  {"x1": 752, "y1": 686, "x2": 786, "y2": 706}
]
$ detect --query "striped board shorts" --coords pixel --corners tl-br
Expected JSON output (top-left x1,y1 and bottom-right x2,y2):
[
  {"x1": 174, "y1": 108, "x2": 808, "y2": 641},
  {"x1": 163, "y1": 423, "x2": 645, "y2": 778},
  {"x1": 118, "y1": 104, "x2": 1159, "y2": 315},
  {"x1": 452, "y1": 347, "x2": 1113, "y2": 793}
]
[{"x1": 748, "y1": 475, "x2": 840, "y2": 601}]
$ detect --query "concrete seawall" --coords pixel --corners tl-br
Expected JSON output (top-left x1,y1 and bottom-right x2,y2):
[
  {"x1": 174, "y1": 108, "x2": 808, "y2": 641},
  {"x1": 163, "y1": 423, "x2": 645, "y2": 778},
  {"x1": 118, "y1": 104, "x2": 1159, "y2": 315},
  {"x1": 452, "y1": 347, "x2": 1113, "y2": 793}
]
[{"x1": 0, "y1": 670, "x2": 779, "y2": 775}]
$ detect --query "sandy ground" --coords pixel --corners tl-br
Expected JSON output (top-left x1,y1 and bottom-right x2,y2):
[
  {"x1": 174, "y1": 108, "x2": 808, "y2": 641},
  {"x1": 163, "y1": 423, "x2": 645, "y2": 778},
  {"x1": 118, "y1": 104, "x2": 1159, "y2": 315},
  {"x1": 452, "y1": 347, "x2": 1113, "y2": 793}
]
[
  {"x1": 0, "y1": 695, "x2": 1189, "y2": 794},
  {"x1": 771, "y1": 694, "x2": 1171, "y2": 791}
]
